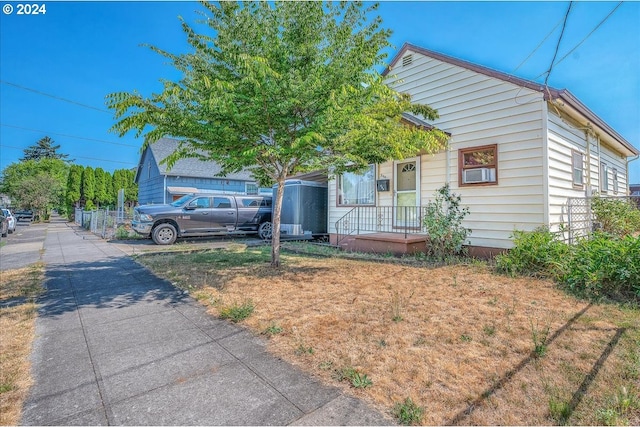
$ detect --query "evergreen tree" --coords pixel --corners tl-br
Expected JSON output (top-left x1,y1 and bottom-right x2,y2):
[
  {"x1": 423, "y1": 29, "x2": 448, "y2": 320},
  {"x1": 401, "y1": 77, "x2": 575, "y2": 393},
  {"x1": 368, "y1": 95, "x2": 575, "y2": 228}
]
[
  {"x1": 21, "y1": 136, "x2": 70, "y2": 161},
  {"x1": 66, "y1": 164, "x2": 83, "y2": 209},
  {"x1": 94, "y1": 167, "x2": 108, "y2": 208},
  {"x1": 81, "y1": 166, "x2": 96, "y2": 209}
]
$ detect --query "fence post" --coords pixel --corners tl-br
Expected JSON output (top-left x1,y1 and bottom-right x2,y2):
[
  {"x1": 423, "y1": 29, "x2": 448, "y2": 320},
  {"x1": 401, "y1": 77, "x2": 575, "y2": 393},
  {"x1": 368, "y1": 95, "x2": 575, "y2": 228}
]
[{"x1": 102, "y1": 208, "x2": 108, "y2": 239}]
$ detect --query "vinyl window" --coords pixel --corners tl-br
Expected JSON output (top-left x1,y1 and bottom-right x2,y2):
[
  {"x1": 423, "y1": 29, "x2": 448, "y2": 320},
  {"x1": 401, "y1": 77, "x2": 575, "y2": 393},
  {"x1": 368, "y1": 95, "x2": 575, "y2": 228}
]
[
  {"x1": 572, "y1": 151, "x2": 584, "y2": 188},
  {"x1": 600, "y1": 162, "x2": 609, "y2": 193},
  {"x1": 337, "y1": 165, "x2": 375, "y2": 206}
]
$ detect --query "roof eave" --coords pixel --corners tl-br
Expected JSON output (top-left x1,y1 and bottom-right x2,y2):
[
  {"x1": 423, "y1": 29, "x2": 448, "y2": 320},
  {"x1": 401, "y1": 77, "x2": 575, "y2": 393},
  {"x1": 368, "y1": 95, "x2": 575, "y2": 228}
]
[
  {"x1": 384, "y1": 43, "x2": 638, "y2": 157},
  {"x1": 549, "y1": 89, "x2": 639, "y2": 156}
]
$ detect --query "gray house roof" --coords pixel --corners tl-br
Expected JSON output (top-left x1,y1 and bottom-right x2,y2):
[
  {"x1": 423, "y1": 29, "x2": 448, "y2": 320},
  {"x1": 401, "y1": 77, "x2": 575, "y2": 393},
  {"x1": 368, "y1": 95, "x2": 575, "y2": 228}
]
[{"x1": 135, "y1": 138, "x2": 255, "y2": 182}]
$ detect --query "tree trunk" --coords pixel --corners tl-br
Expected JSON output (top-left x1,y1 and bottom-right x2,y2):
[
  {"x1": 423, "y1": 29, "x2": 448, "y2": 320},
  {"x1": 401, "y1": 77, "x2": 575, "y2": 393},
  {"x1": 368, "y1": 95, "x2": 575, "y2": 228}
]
[{"x1": 271, "y1": 175, "x2": 287, "y2": 267}]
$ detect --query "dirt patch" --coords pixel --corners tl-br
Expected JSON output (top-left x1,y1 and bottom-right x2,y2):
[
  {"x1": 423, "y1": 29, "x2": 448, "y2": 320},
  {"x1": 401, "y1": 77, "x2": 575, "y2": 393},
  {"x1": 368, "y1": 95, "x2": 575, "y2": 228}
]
[{"x1": 138, "y1": 247, "x2": 640, "y2": 425}]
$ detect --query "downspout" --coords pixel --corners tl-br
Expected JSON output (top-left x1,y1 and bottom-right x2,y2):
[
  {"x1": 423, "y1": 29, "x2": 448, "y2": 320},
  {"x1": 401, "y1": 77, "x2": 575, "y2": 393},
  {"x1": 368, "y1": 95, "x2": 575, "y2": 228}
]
[{"x1": 163, "y1": 174, "x2": 167, "y2": 204}]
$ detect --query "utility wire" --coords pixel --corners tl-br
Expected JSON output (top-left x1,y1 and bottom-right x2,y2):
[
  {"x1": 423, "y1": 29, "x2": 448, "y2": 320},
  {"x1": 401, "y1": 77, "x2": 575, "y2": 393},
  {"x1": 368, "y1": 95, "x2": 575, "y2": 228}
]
[
  {"x1": 0, "y1": 80, "x2": 111, "y2": 114},
  {"x1": 544, "y1": 1, "x2": 573, "y2": 87},
  {"x1": 1, "y1": 124, "x2": 138, "y2": 148},
  {"x1": 0, "y1": 144, "x2": 137, "y2": 166},
  {"x1": 553, "y1": 1, "x2": 623, "y2": 68},
  {"x1": 513, "y1": 17, "x2": 564, "y2": 73}
]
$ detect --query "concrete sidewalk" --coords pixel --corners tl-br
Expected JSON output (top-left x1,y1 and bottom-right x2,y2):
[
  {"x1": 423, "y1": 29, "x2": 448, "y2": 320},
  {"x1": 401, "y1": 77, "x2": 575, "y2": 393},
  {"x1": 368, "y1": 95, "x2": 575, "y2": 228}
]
[{"x1": 21, "y1": 217, "x2": 391, "y2": 425}]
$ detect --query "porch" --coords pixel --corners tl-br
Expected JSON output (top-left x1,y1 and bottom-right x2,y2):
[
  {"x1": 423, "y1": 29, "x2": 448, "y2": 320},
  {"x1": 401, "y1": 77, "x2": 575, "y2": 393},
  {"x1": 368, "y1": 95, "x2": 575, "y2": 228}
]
[{"x1": 332, "y1": 205, "x2": 430, "y2": 255}]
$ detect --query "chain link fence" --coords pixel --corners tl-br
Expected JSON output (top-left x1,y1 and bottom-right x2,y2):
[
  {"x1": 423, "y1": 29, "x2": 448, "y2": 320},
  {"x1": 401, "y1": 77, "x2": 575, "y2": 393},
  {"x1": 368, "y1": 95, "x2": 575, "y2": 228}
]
[
  {"x1": 565, "y1": 195, "x2": 640, "y2": 244},
  {"x1": 74, "y1": 207, "x2": 134, "y2": 240}
]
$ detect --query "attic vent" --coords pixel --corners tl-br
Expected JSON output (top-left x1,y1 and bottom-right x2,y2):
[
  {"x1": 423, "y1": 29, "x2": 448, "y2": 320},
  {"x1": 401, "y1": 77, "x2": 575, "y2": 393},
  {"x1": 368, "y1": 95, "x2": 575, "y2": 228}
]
[{"x1": 402, "y1": 54, "x2": 413, "y2": 67}]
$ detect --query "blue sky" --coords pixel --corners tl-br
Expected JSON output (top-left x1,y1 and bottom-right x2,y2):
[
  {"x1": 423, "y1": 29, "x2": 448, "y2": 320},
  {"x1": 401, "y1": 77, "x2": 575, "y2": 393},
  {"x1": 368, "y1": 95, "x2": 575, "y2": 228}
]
[{"x1": 1, "y1": 1, "x2": 639, "y2": 183}]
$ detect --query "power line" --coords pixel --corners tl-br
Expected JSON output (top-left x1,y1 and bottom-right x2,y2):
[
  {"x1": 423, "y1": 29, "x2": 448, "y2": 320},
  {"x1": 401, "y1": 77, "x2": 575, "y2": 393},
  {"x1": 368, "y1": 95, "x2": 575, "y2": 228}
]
[
  {"x1": 553, "y1": 1, "x2": 623, "y2": 68},
  {"x1": 0, "y1": 80, "x2": 111, "y2": 114},
  {"x1": 1, "y1": 124, "x2": 139, "y2": 148},
  {"x1": 544, "y1": 1, "x2": 573, "y2": 87},
  {"x1": 513, "y1": 17, "x2": 564, "y2": 73},
  {"x1": 0, "y1": 144, "x2": 137, "y2": 166}
]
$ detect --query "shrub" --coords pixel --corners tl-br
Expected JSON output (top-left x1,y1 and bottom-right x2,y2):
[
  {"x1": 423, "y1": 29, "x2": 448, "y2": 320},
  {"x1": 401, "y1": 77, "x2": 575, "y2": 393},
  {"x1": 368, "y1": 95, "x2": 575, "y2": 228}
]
[
  {"x1": 495, "y1": 227, "x2": 570, "y2": 280},
  {"x1": 422, "y1": 184, "x2": 471, "y2": 259},
  {"x1": 563, "y1": 233, "x2": 640, "y2": 301},
  {"x1": 592, "y1": 197, "x2": 640, "y2": 237}
]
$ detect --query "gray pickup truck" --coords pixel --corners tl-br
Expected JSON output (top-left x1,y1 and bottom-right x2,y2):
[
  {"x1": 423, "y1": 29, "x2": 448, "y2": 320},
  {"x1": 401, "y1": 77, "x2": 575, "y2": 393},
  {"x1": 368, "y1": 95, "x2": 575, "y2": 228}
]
[{"x1": 132, "y1": 193, "x2": 273, "y2": 245}]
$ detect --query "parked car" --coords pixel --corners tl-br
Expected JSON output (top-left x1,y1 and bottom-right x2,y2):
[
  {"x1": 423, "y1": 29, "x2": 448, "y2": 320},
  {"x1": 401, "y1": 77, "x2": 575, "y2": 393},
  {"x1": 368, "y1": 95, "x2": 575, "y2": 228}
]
[
  {"x1": 132, "y1": 193, "x2": 273, "y2": 245},
  {"x1": 1, "y1": 209, "x2": 16, "y2": 233},
  {"x1": 14, "y1": 209, "x2": 34, "y2": 222},
  {"x1": 0, "y1": 211, "x2": 8, "y2": 238}
]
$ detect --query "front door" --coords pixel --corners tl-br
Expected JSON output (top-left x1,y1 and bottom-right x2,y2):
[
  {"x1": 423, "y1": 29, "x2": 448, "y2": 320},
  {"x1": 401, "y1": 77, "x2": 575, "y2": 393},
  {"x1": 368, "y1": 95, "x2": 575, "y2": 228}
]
[{"x1": 394, "y1": 158, "x2": 420, "y2": 227}]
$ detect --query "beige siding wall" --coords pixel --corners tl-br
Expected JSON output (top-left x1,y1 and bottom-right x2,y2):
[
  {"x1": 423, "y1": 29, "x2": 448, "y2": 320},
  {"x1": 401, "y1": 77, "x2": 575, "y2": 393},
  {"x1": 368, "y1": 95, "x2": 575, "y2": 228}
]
[
  {"x1": 599, "y1": 143, "x2": 628, "y2": 195},
  {"x1": 547, "y1": 111, "x2": 589, "y2": 233},
  {"x1": 546, "y1": 111, "x2": 630, "y2": 235},
  {"x1": 386, "y1": 52, "x2": 547, "y2": 249}
]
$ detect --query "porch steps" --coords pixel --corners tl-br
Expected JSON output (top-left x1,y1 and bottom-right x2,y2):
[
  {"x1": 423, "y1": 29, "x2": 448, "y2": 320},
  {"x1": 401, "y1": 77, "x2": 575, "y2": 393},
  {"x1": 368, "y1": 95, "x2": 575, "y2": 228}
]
[{"x1": 338, "y1": 233, "x2": 428, "y2": 256}]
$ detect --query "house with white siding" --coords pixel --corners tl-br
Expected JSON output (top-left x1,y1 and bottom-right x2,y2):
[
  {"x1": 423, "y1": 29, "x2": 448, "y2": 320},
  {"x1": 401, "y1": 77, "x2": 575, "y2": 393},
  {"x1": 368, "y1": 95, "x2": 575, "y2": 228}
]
[{"x1": 329, "y1": 43, "x2": 639, "y2": 256}]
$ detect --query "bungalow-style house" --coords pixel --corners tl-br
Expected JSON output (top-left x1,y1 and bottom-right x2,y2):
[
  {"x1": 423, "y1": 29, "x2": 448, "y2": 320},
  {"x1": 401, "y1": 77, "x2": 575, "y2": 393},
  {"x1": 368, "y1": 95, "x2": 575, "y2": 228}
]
[
  {"x1": 135, "y1": 137, "x2": 267, "y2": 205},
  {"x1": 329, "y1": 43, "x2": 639, "y2": 257}
]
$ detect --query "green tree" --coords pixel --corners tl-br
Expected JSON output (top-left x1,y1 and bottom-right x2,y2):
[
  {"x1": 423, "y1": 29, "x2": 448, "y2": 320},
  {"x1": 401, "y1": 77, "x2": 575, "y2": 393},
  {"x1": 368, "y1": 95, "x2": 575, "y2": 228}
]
[
  {"x1": 111, "y1": 169, "x2": 137, "y2": 207},
  {"x1": 94, "y1": 167, "x2": 109, "y2": 208},
  {"x1": 0, "y1": 158, "x2": 69, "y2": 218},
  {"x1": 21, "y1": 136, "x2": 70, "y2": 161},
  {"x1": 81, "y1": 166, "x2": 96, "y2": 209},
  {"x1": 124, "y1": 169, "x2": 137, "y2": 206},
  {"x1": 66, "y1": 164, "x2": 83, "y2": 211},
  {"x1": 107, "y1": 1, "x2": 447, "y2": 266}
]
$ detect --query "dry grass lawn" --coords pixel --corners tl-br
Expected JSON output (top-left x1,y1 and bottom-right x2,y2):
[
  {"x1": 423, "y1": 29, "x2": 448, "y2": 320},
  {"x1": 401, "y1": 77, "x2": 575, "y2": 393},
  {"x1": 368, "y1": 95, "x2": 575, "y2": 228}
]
[
  {"x1": 0, "y1": 263, "x2": 45, "y2": 426},
  {"x1": 138, "y1": 245, "x2": 640, "y2": 426}
]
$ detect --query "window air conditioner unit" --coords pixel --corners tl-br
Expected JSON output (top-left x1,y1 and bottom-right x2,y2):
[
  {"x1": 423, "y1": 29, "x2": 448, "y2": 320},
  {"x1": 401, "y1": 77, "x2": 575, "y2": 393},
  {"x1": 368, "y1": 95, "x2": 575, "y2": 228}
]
[{"x1": 463, "y1": 168, "x2": 495, "y2": 184}]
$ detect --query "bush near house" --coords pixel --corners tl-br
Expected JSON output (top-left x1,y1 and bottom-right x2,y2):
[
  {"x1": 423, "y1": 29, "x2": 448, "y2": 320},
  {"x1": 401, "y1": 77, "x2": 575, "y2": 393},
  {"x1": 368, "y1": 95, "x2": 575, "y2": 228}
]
[
  {"x1": 496, "y1": 228, "x2": 640, "y2": 303},
  {"x1": 495, "y1": 227, "x2": 570, "y2": 281},
  {"x1": 422, "y1": 184, "x2": 471, "y2": 259},
  {"x1": 564, "y1": 233, "x2": 640, "y2": 301},
  {"x1": 591, "y1": 197, "x2": 640, "y2": 237}
]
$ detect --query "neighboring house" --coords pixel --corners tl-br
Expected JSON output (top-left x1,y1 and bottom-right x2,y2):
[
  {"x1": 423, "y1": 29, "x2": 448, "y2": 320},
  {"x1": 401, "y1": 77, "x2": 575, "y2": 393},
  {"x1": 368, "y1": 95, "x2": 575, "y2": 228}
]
[
  {"x1": 630, "y1": 184, "x2": 640, "y2": 196},
  {"x1": 135, "y1": 137, "x2": 268, "y2": 205},
  {"x1": 329, "y1": 43, "x2": 639, "y2": 256}
]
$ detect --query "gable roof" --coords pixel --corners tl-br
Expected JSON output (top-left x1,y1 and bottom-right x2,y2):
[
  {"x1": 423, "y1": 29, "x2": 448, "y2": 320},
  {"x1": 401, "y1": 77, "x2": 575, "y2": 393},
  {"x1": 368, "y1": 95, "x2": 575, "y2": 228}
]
[
  {"x1": 135, "y1": 138, "x2": 255, "y2": 182},
  {"x1": 385, "y1": 43, "x2": 638, "y2": 157}
]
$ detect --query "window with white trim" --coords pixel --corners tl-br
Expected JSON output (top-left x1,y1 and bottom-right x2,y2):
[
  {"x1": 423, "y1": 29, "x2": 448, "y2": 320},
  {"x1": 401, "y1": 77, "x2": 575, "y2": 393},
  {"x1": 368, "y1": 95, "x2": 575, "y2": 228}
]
[
  {"x1": 572, "y1": 151, "x2": 584, "y2": 188},
  {"x1": 612, "y1": 168, "x2": 619, "y2": 194},
  {"x1": 600, "y1": 162, "x2": 609, "y2": 193},
  {"x1": 245, "y1": 183, "x2": 258, "y2": 195},
  {"x1": 337, "y1": 165, "x2": 375, "y2": 206}
]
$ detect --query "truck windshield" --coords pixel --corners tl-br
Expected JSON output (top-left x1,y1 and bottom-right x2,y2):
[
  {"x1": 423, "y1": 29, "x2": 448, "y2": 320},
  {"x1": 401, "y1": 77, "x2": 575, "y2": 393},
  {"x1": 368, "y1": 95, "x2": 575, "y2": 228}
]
[{"x1": 170, "y1": 194, "x2": 194, "y2": 207}]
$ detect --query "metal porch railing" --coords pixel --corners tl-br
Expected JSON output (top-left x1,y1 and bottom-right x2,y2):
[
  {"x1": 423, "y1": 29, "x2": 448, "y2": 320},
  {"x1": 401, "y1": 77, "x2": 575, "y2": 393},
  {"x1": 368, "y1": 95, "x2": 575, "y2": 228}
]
[{"x1": 335, "y1": 205, "x2": 428, "y2": 245}]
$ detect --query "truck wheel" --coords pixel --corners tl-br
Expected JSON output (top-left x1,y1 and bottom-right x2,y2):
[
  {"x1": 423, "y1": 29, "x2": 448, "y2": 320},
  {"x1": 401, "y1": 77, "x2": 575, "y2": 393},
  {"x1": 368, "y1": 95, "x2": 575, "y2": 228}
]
[
  {"x1": 152, "y1": 223, "x2": 177, "y2": 245},
  {"x1": 258, "y1": 222, "x2": 272, "y2": 240}
]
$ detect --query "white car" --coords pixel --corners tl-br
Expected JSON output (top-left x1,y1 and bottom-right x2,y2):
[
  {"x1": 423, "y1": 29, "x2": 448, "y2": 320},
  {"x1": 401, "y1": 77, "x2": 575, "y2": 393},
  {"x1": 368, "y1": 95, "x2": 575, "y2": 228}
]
[{"x1": 1, "y1": 209, "x2": 16, "y2": 234}]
